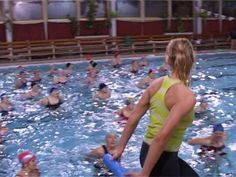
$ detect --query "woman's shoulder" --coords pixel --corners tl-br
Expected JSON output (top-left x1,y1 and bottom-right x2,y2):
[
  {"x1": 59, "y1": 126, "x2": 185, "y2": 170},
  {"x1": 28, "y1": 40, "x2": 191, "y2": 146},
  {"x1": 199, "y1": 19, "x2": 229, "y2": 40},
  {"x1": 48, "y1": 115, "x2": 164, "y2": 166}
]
[{"x1": 147, "y1": 76, "x2": 165, "y2": 94}]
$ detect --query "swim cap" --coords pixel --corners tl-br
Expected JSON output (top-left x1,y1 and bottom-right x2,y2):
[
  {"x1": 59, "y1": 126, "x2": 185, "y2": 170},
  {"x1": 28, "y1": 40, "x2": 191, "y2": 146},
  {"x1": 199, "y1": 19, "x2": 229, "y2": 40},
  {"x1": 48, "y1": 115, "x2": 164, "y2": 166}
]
[
  {"x1": 125, "y1": 97, "x2": 133, "y2": 105},
  {"x1": 99, "y1": 83, "x2": 107, "y2": 90},
  {"x1": 92, "y1": 62, "x2": 97, "y2": 68},
  {"x1": 148, "y1": 69, "x2": 154, "y2": 74},
  {"x1": 19, "y1": 71, "x2": 25, "y2": 75},
  {"x1": 0, "y1": 93, "x2": 6, "y2": 100},
  {"x1": 66, "y1": 63, "x2": 72, "y2": 68},
  {"x1": 18, "y1": 151, "x2": 35, "y2": 165},
  {"x1": 49, "y1": 87, "x2": 58, "y2": 93},
  {"x1": 213, "y1": 123, "x2": 224, "y2": 133},
  {"x1": 30, "y1": 82, "x2": 37, "y2": 88}
]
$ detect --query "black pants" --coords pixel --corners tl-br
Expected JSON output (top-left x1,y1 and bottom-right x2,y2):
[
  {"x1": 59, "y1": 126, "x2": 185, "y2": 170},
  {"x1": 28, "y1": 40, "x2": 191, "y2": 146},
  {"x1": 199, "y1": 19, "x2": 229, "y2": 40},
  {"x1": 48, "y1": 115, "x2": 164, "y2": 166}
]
[{"x1": 140, "y1": 142, "x2": 199, "y2": 177}]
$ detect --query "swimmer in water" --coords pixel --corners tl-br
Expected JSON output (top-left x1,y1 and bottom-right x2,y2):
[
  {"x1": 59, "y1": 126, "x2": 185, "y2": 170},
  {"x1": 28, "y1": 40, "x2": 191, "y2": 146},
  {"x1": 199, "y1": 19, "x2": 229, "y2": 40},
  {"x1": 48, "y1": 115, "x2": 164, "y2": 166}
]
[
  {"x1": 15, "y1": 71, "x2": 28, "y2": 89},
  {"x1": 0, "y1": 122, "x2": 8, "y2": 143},
  {"x1": 85, "y1": 132, "x2": 118, "y2": 173},
  {"x1": 39, "y1": 87, "x2": 63, "y2": 110},
  {"x1": 112, "y1": 52, "x2": 122, "y2": 68},
  {"x1": 116, "y1": 98, "x2": 136, "y2": 121},
  {"x1": 31, "y1": 70, "x2": 41, "y2": 84},
  {"x1": 194, "y1": 99, "x2": 208, "y2": 114},
  {"x1": 53, "y1": 71, "x2": 68, "y2": 85},
  {"x1": 64, "y1": 63, "x2": 73, "y2": 76},
  {"x1": 129, "y1": 60, "x2": 139, "y2": 74},
  {"x1": 137, "y1": 69, "x2": 156, "y2": 89},
  {"x1": 0, "y1": 94, "x2": 13, "y2": 116},
  {"x1": 83, "y1": 61, "x2": 98, "y2": 84},
  {"x1": 94, "y1": 83, "x2": 111, "y2": 100},
  {"x1": 47, "y1": 65, "x2": 58, "y2": 76},
  {"x1": 139, "y1": 56, "x2": 148, "y2": 67},
  {"x1": 188, "y1": 123, "x2": 228, "y2": 156},
  {"x1": 16, "y1": 151, "x2": 40, "y2": 177},
  {"x1": 22, "y1": 83, "x2": 41, "y2": 100}
]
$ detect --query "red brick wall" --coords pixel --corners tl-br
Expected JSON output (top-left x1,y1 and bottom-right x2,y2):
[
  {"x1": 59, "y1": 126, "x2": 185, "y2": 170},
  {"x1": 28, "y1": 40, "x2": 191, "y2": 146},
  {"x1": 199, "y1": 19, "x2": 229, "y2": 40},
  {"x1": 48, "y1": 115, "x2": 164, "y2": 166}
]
[
  {"x1": 48, "y1": 22, "x2": 74, "y2": 39},
  {"x1": 13, "y1": 23, "x2": 45, "y2": 41},
  {"x1": 0, "y1": 24, "x2": 6, "y2": 42},
  {"x1": 117, "y1": 20, "x2": 165, "y2": 36}
]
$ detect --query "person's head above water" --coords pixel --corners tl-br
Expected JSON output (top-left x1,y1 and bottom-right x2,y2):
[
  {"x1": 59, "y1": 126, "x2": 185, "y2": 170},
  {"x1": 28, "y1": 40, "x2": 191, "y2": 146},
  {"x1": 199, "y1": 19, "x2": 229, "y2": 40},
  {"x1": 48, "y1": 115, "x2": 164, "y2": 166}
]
[
  {"x1": 0, "y1": 93, "x2": 6, "y2": 101},
  {"x1": 66, "y1": 63, "x2": 72, "y2": 68},
  {"x1": 18, "y1": 151, "x2": 36, "y2": 165},
  {"x1": 49, "y1": 87, "x2": 58, "y2": 94},
  {"x1": 105, "y1": 132, "x2": 117, "y2": 148},
  {"x1": 125, "y1": 97, "x2": 134, "y2": 106}
]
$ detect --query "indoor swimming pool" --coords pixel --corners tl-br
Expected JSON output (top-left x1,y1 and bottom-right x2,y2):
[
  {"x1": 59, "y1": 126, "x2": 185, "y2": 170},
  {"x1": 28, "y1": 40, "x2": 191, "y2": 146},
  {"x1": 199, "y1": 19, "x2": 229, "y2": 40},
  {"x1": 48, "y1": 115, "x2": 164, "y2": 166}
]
[{"x1": 0, "y1": 52, "x2": 236, "y2": 177}]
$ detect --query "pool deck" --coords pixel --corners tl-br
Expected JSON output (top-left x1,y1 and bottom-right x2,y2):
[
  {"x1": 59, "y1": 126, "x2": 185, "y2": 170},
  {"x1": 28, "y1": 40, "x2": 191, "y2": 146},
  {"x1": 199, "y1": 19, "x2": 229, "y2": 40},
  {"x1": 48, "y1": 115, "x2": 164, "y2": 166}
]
[{"x1": 0, "y1": 49, "x2": 235, "y2": 68}]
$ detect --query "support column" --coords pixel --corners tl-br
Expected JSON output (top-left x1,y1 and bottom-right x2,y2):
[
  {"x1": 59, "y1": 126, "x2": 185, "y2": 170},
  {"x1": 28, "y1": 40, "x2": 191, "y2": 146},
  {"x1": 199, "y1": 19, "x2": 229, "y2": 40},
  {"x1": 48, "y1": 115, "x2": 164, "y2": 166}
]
[
  {"x1": 3, "y1": 0, "x2": 12, "y2": 42},
  {"x1": 76, "y1": 0, "x2": 80, "y2": 36},
  {"x1": 193, "y1": 0, "x2": 202, "y2": 34},
  {"x1": 140, "y1": 0, "x2": 145, "y2": 35},
  {"x1": 140, "y1": 0, "x2": 145, "y2": 20},
  {"x1": 42, "y1": 0, "x2": 48, "y2": 39},
  {"x1": 167, "y1": 0, "x2": 172, "y2": 31},
  {"x1": 111, "y1": 0, "x2": 116, "y2": 37},
  {"x1": 219, "y1": 0, "x2": 222, "y2": 33}
]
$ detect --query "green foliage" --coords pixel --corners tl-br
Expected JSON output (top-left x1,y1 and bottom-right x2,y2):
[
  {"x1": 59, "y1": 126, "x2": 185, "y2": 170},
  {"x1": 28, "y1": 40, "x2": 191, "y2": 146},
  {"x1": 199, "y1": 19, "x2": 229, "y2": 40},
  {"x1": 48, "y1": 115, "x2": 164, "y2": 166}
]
[
  {"x1": 123, "y1": 36, "x2": 132, "y2": 46},
  {"x1": 105, "y1": 10, "x2": 117, "y2": 29},
  {"x1": 176, "y1": 16, "x2": 185, "y2": 33},
  {"x1": 67, "y1": 15, "x2": 79, "y2": 36},
  {"x1": 198, "y1": 10, "x2": 208, "y2": 25},
  {"x1": 86, "y1": 0, "x2": 97, "y2": 29},
  {"x1": 198, "y1": 11, "x2": 208, "y2": 19}
]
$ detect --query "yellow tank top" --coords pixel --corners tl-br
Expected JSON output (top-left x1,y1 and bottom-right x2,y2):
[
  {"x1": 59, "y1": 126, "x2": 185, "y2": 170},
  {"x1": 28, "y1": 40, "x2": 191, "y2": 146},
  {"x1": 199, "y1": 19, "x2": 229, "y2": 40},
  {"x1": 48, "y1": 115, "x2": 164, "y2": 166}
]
[{"x1": 144, "y1": 75, "x2": 194, "y2": 151}]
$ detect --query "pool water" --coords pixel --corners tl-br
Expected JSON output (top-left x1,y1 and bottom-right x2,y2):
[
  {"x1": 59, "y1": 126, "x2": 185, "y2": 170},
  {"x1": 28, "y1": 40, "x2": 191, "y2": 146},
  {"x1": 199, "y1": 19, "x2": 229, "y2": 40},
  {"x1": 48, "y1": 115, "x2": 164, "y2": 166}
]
[{"x1": 0, "y1": 52, "x2": 236, "y2": 177}]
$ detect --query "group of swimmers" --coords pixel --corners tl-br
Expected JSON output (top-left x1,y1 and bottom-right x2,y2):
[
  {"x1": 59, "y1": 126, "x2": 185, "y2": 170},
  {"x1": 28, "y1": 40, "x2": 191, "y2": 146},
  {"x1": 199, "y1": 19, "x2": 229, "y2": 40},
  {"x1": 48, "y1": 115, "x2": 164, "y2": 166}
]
[{"x1": 0, "y1": 42, "x2": 229, "y2": 176}]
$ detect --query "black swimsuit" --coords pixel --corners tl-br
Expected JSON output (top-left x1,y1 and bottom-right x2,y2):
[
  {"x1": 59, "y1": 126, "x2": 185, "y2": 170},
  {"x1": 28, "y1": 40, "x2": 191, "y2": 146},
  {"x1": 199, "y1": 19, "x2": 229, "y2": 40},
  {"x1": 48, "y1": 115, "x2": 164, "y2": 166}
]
[
  {"x1": 19, "y1": 82, "x2": 27, "y2": 89},
  {"x1": 0, "y1": 110, "x2": 8, "y2": 116},
  {"x1": 93, "y1": 145, "x2": 109, "y2": 170},
  {"x1": 46, "y1": 99, "x2": 62, "y2": 110},
  {"x1": 102, "y1": 145, "x2": 108, "y2": 154},
  {"x1": 199, "y1": 145, "x2": 226, "y2": 156}
]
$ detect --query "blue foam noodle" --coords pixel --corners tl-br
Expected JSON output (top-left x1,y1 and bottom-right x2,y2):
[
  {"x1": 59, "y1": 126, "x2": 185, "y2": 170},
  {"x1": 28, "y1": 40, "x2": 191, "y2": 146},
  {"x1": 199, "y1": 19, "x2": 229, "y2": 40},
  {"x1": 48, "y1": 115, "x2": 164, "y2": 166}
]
[{"x1": 103, "y1": 153, "x2": 126, "y2": 177}]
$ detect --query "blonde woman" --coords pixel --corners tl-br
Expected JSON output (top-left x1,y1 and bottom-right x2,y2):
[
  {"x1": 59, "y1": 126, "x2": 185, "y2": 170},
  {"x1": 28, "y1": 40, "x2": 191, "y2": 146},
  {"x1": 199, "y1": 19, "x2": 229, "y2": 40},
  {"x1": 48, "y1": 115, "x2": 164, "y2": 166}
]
[{"x1": 112, "y1": 38, "x2": 199, "y2": 177}]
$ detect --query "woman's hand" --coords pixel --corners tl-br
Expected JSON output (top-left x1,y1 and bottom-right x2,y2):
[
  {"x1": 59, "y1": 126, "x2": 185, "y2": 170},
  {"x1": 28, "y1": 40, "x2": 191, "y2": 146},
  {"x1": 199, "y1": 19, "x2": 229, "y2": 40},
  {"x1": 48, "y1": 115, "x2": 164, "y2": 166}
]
[
  {"x1": 112, "y1": 145, "x2": 124, "y2": 160},
  {"x1": 126, "y1": 172, "x2": 148, "y2": 177}
]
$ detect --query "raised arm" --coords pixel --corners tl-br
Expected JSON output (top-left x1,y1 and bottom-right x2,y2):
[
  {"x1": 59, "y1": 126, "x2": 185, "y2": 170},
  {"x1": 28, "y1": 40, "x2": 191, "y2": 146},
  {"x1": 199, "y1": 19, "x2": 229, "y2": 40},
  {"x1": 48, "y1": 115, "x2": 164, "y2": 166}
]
[
  {"x1": 188, "y1": 137, "x2": 210, "y2": 146},
  {"x1": 85, "y1": 146, "x2": 104, "y2": 162},
  {"x1": 38, "y1": 97, "x2": 48, "y2": 106}
]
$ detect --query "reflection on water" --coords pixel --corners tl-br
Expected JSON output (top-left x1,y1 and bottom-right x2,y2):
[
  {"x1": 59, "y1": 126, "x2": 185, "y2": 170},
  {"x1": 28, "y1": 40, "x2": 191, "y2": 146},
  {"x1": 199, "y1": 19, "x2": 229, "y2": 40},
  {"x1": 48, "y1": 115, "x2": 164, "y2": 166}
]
[{"x1": 0, "y1": 53, "x2": 236, "y2": 177}]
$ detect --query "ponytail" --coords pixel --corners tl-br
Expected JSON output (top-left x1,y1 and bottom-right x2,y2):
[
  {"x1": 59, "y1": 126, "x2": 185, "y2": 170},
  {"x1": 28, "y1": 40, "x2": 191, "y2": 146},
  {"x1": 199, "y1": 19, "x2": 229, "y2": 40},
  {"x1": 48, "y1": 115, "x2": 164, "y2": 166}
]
[{"x1": 166, "y1": 38, "x2": 195, "y2": 86}]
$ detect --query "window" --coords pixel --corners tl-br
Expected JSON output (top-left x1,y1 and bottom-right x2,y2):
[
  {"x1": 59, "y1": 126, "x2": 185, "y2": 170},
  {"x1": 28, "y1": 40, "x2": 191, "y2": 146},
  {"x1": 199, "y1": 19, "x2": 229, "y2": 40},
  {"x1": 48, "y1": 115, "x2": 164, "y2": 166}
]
[
  {"x1": 172, "y1": 1, "x2": 193, "y2": 18},
  {"x1": 12, "y1": 0, "x2": 42, "y2": 21},
  {"x1": 202, "y1": 0, "x2": 219, "y2": 18},
  {"x1": 145, "y1": 0, "x2": 167, "y2": 18},
  {"x1": 223, "y1": 1, "x2": 236, "y2": 18},
  {"x1": 81, "y1": 0, "x2": 106, "y2": 18},
  {"x1": 116, "y1": 0, "x2": 140, "y2": 17},
  {"x1": 0, "y1": 2, "x2": 4, "y2": 21},
  {"x1": 48, "y1": 0, "x2": 76, "y2": 19}
]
